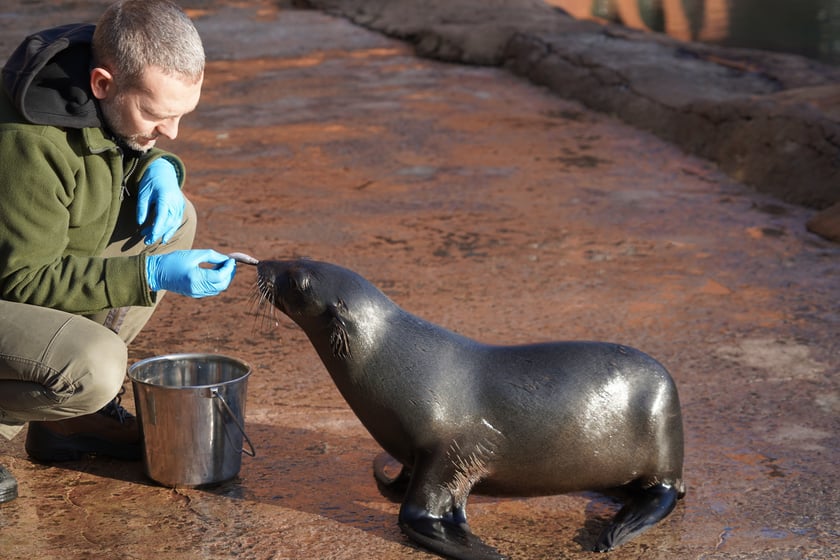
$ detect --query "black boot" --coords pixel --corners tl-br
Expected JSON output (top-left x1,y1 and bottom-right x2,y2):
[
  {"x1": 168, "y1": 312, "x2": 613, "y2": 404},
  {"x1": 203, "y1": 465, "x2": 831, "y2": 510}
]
[{"x1": 25, "y1": 388, "x2": 141, "y2": 462}]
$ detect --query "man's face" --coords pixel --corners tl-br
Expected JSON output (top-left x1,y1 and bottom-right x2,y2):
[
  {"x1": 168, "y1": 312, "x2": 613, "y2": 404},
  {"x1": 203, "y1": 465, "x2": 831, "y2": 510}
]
[{"x1": 93, "y1": 65, "x2": 202, "y2": 152}]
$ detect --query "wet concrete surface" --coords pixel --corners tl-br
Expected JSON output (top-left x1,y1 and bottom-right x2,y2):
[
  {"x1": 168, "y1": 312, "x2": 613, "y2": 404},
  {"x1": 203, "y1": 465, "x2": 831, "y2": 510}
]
[{"x1": 1, "y1": 1, "x2": 839, "y2": 559}]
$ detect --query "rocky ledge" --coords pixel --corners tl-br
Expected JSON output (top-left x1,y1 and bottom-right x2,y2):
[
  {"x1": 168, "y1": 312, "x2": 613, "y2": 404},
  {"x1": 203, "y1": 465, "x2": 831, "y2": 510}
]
[{"x1": 295, "y1": 0, "x2": 840, "y2": 242}]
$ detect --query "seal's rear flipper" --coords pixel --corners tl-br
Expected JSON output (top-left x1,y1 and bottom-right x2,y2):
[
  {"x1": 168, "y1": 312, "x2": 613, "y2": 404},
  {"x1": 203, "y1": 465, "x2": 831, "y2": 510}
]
[
  {"x1": 373, "y1": 452, "x2": 411, "y2": 502},
  {"x1": 399, "y1": 507, "x2": 507, "y2": 560},
  {"x1": 594, "y1": 483, "x2": 680, "y2": 552}
]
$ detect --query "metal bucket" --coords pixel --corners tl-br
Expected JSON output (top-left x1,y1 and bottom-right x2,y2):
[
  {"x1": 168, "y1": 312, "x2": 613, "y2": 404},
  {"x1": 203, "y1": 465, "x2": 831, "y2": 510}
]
[{"x1": 128, "y1": 353, "x2": 255, "y2": 487}]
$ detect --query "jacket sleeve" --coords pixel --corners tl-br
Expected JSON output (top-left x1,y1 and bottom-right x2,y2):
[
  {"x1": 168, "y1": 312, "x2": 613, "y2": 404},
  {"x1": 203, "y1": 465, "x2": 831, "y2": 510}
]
[{"x1": 0, "y1": 129, "x2": 155, "y2": 313}]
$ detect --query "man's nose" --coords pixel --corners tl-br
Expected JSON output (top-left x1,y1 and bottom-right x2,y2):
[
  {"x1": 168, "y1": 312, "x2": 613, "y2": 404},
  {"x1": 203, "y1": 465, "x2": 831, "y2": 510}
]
[{"x1": 157, "y1": 117, "x2": 180, "y2": 140}]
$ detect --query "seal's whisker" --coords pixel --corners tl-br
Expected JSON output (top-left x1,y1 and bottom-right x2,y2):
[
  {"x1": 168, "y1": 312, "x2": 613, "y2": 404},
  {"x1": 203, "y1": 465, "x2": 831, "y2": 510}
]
[
  {"x1": 246, "y1": 284, "x2": 267, "y2": 336},
  {"x1": 250, "y1": 276, "x2": 280, "y2": 333}
]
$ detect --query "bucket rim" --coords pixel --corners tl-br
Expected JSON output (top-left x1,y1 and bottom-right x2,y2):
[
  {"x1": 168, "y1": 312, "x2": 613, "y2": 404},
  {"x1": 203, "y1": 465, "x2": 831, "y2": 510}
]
[{"x1": 128, "y1": 352, "x2": 252, "y2": 388}]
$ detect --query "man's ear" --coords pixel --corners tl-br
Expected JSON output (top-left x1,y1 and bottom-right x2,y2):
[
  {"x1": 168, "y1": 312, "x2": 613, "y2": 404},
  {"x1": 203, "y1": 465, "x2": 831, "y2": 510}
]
[{"x1": 90, "y1": 67, "x2": 114, "y2": 100}]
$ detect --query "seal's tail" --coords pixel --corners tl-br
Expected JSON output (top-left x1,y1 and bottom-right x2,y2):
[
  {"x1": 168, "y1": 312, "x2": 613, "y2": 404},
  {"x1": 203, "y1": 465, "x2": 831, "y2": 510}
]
[{"x1": 373, "y1": 451, "x2": 411, "y2": 502}]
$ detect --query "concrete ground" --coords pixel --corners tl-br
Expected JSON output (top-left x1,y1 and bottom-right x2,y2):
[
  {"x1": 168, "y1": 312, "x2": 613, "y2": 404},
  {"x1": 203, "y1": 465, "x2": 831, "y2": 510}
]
[{"x1": 1, "y1": 1, "x2": 838, "y2": 559}]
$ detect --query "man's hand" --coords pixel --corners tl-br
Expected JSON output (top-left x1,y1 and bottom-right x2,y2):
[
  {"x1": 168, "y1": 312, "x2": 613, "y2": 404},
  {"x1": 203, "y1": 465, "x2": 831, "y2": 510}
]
[
  {"x1": 137, "y1": 158, "x2": 186, "y2": 245},
  {"x1": 146, "y1": 250, "x2": 236, "y2": 298}
]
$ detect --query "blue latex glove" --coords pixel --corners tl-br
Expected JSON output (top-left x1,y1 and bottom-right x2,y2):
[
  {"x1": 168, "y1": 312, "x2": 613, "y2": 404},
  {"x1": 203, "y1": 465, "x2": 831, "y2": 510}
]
[
  {"x1": 137, "y1": 158, "x2": 186, "y2": 245},
  {"x1": 146, "y1": 250, "x2": 236, "y2": 298}
]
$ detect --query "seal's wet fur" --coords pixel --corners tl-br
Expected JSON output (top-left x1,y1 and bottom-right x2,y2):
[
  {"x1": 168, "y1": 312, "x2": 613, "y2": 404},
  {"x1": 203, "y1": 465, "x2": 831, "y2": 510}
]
[{"x1": 258, "y1": 258, "x2": 685, "y2": 559}]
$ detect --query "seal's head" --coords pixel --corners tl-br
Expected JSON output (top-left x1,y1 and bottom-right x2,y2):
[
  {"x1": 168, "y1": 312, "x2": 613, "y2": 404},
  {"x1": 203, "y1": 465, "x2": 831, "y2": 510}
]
[{"x1": 256, "y1": 259, "x2": 394, "y2": 360}]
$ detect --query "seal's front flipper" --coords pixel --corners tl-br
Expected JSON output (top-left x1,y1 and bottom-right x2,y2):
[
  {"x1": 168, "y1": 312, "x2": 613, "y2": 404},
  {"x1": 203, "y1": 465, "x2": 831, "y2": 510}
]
[
  {"x1": 399, "y1": 504, "x2": 506, "y2": 560},
  {"x1": 594, "y1": 483, "x2": 680, "y2": 552},
  {"x1": 373, "y1": 452, "x2": 411, "y2": 501}
]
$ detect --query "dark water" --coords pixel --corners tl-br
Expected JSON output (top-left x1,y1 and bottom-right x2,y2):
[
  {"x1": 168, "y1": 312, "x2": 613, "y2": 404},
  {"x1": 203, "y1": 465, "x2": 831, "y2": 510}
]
[{"x1": 587, "y1": 0, "x2": 840, "y2": 64}]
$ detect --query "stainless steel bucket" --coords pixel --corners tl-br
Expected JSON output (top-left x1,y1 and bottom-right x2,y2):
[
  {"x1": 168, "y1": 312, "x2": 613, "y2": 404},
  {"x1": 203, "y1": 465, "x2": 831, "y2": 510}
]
[{"x1": 128, "y1": 353, "x2": 255, "y2": 487}]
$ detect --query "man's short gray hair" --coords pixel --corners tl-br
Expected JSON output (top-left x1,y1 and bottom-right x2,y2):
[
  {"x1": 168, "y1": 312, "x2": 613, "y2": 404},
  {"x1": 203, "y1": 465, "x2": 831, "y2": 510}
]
[{"x1": 92, "y1": 0, "x2": 205, "y2": 88}]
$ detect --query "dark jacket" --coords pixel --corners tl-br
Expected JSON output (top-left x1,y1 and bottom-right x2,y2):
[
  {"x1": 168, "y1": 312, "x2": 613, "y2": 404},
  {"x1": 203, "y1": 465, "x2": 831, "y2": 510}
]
[{"x1": 0, "y1": 23, "x2": 186, "y2": 313}]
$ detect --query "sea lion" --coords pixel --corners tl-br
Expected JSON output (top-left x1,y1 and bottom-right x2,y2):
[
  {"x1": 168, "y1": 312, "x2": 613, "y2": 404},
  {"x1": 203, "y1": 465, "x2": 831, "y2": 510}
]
[{"x1": 256, "y1": 258, "x2": 685, "y2": 559}]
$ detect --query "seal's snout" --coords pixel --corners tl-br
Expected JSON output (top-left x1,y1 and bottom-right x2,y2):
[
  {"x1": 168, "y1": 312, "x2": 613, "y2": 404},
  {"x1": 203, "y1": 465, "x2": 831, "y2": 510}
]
[
  {"x1": 255, "y1": 263, "x2": 277, "y2": 308},
  {"x1": 256, "y1": 259, "x2": 315, "y2": 315},
  {"x1": 255, "y1": 261, "x2": 275, "y2": 283},
  {"x1": 256, "y1": 260, "x2": 294, "y2": 310}
]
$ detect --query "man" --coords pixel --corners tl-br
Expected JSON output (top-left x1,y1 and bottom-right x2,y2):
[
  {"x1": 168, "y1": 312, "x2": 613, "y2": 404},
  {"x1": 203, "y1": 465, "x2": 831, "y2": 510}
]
[{"x1": 0, "y1": 0, "x2": 237, "y2": 503}]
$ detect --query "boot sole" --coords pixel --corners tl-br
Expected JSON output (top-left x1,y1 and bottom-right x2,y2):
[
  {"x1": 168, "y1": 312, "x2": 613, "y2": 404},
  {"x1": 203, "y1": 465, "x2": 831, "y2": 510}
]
[{"x1": 0, "y1": 466, "x2": 17, "y2": 504}]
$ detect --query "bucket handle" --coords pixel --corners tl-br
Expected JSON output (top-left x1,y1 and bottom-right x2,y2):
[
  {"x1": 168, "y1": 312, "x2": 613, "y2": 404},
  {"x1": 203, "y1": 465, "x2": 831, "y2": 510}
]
[{"x1": 211, "y1": 387, "x2": 256, "y2": 457}]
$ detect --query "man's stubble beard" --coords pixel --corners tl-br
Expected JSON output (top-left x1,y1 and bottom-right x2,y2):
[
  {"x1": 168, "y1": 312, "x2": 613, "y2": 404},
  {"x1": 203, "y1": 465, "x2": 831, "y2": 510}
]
[{"x1": 99, "y1": 94, "x2": 155, "y2": 153}]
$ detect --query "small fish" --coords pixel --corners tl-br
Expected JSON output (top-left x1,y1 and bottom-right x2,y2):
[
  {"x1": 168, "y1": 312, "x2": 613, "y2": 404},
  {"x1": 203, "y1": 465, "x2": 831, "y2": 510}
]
[{"x1": 228, "y1": 252, "x2": 260, "y2": 266}]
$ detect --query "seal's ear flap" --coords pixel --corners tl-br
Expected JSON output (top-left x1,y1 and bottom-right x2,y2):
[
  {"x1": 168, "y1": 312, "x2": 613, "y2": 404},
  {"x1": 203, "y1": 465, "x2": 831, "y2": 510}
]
[{"x1": 328, "y1": 298, "x2": 351, "y2": 359}]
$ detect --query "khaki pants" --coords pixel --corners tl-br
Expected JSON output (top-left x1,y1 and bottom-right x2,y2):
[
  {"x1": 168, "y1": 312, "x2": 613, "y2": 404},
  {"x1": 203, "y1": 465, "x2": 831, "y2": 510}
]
[{"x1": 0, "y1": 199, "x2": 196, "y2": 439}]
